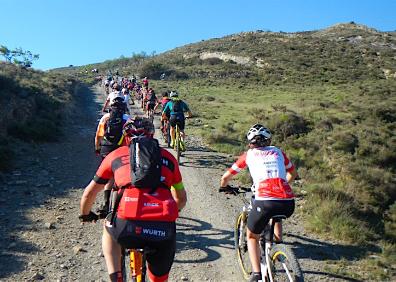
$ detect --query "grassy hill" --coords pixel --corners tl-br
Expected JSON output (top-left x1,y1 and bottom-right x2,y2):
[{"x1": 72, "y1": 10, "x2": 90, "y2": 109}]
[
  {"x1": 0, "y1": 62, "x2": 78, "y2": 171},
  {"x1": 59, "y1": 22, "x2": 396, "y2": 280}
]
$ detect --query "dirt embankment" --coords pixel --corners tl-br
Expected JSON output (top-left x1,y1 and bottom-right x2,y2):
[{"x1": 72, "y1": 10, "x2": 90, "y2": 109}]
[{"x1": 0, "y1": 84, "x2": 359, "y2": 282}]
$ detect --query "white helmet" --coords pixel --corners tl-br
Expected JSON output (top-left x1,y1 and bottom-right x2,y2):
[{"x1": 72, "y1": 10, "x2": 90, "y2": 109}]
[
  {"x1": 247, "y1": 124, "x2": 272, "y2": 143},
  {"x1": 169, "y1": 91, "x2": 178, "y2": 98}
]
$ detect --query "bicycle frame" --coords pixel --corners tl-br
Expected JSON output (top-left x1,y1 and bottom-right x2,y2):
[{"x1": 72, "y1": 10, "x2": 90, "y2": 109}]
[
  {"x1": 174, "y1": 124, "x2": 181, "y2": 162},
  {"x1": 234, "y1": 192, "x2": 303, "y2": 282},
  {"x1": 123, "y1": 248, "x2": 149, "y2": 282}
]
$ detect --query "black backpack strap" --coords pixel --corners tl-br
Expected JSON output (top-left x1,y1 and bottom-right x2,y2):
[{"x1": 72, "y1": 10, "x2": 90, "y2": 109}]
[{"x1": 109, "y1": 186, "x2": 127, "y2": 225}]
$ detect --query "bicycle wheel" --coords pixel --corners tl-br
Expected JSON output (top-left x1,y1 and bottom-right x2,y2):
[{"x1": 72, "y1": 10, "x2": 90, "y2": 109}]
[
  {"x1": 268, "y1": 244, "x2": 304, "y2": 282},
  {"x1": 234, "y1": 212, "x2": 251, "y2": 281},
  {"x1": 175, "y1": 125, "x2": 181, "y2": 162},
  {"x1": 121, "y1": 250, "x2": 132, "y2": 282},
  {"x1": 165, "y1": 123, "x2": 171, "y2": 148}
]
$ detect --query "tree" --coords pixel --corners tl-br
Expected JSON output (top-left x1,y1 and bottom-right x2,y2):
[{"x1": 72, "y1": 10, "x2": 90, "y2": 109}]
[{"x1": 0, "y1": 45, "x2": 39, "y2": 67}]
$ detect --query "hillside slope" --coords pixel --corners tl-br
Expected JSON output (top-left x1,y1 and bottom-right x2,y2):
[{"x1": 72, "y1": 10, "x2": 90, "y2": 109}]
[{"x1": 53, "y1": 22, "x2": 396, "y2": 280}]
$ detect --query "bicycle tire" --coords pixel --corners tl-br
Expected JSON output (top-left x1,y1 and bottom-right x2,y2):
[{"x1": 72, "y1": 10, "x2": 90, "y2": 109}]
[
  {"x1": 234, "y1": 212, "x2": 251, "y2": 281},
  {"x1": 165, "y1": 123, "x2": 171, "y2": 148},
  {"x1": 121, "y1": 250, "x2": 132, "y2": 282},
  {"x1": 175, "y1": 125, "x2": 181, "y2": 162},
  {"x1": 268, "y1": 244, "x2": 304, "y2": 282}
]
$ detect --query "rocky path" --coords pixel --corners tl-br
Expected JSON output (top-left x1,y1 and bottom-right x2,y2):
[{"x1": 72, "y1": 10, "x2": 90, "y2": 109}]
[{"x1": 0, "y1": 84, "x2": 360, "y2": 281}]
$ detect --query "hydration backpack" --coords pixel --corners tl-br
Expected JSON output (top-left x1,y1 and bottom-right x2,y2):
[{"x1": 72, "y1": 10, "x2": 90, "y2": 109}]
[
  {"x1": 172, "y1": 100, "x2": 183, "y2": 113},
  {"x1": 104, "y1": 108, "x2": 125, "y2": 144},
  {"x1": 109, "y1": 137, "x2": 177, "y2": 224},
  {"x1": 130, "y1": 137, "x2": 162, "y2": 190}
]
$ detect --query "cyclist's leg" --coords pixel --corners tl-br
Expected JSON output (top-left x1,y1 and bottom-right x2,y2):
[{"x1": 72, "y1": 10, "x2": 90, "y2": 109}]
[
  {"x1": 246, "y1": 200, "x2": 272, "y2": 275},
  {"x1": 146, "y1": 222, "x2": 176, "y2": 282},
  {"x1": 169, "y1": 115, "x2": 177, "y2": 146},
  {"x1": 102, "y1": 226, "x2": 122, "y2": 276},
  {"x1": 246, "y1": 229, "x2": 261, "y2": 273}
]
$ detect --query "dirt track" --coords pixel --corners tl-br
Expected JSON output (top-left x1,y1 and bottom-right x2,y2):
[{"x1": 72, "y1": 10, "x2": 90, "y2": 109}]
[{"x1": 0, "y1": 84, "x2": 359, "y2": 282}]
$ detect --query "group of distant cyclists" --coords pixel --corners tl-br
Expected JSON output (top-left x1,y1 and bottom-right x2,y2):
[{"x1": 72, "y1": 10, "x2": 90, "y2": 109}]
[{"x1": 79, "y1": 72, "x2": 298, "y2": 282}]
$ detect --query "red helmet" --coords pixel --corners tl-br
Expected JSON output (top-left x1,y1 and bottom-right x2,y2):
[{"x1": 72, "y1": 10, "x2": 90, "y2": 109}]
[{"x1": 123, "y1": 117, "x2": 155, "y2": 143}]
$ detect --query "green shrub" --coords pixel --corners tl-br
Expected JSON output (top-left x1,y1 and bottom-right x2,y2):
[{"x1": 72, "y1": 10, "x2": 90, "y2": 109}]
[
  {"x1": 7, "y1": 117, "x2": 60, "y2": 142},
  {"x1": 330, "y1": 132, "x2": 359, "y2": 154},
  {"x1": 266, "y1": 112, "x2": 311, "y2": 141},
  {"x1": 305, "y1": 184, "x2": 373, "y2": 243},
  {"x1": 384, "y1": 203, "x2": 396, "y2": 242},
  {"x1": 140, "y1": 61, "x2": 168, "y2": 79}
]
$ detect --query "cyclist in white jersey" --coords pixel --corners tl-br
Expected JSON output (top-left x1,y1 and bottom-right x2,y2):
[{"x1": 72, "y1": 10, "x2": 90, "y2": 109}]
[{"x1": 220, "y1": 124, "x2": 298, "y2": 282}]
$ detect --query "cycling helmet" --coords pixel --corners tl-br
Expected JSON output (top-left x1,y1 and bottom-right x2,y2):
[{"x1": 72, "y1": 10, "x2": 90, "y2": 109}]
[
  {"x1": 112, "y1": 83, "x2": 119, "y2": 91},
  {"x1": 169, "y1": 91, "x2": 178, "y2": 98},
  {"x1": 123, "y1": 117, "x2": 155, "y2": 138},
  {"x1": 246, "y1": 124, "x2": 272, "y2": 144}
]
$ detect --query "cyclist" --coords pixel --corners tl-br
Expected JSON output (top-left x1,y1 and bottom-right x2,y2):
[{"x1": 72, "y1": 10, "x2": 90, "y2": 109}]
[
  {"x1": 161, "y1": 91, "x2": 192, "y2": 151},
  {"x1": 158, "y1": 91, "x2": 171, "y2": 131},
  {"x1": 80, "y1": 117, "x2": 187, "y2": 282},
  {"x1": 219, "y1": 124, "x2": 298, "y2": 282},
  {"x1": 95, "y1": 100, "x2": 130, "y2": 218},
  {"x1": 145, "y1": 88, "x2": 159, "y2": 118},
  {"x1": 121, "y1": 87, "x2": 133, "y2": 114},
  {"x1": 142, "y1": 76, "x2": 149, "y2": 88},
  {"x1": 102, "y1": 83, "x2": 127, "y2": 113}
]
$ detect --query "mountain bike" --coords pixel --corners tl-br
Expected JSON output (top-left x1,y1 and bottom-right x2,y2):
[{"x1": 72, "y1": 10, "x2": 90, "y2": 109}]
[
  {"x1": 147, "y1": 103, "x2": 155, "y2": 123},
  {"x1": 174, "y1": 123, "x2": 182, "y2": 162},
  {"x1": 226, "y1": 187, "x2": 304, "y2": 282},
  {"x1": 161, "y1": 119, "x2": 171, "y2": 148},
  {"x1": 121, "y1": 247, "x2": 155, "y2": 282}
]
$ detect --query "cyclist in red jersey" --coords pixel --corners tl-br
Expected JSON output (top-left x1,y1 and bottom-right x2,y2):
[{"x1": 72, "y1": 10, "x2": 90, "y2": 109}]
[
  {"x1": 219, "y1": 124, "x2": 298, "y2": 282},
  {"x1": 80, "y1": 117, "x2": 187, "y2": 282}
]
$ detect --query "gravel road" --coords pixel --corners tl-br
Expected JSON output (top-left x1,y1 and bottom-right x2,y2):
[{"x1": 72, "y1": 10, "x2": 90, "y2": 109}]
[{"x1": 0, "y1": 84, "x2": 359, "y2": 282}]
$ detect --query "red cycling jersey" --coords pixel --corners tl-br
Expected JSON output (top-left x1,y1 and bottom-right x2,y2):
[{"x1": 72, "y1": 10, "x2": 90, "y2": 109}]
[
  {"x1": 161, "y1": 97, "x2": 171, "y2": 107},
  {"x1": 228, "y1": 146, "x2": 295, "y2": 200},
  {"x1": 93, "y1": 145, "x2": 183, "y2": 221}
]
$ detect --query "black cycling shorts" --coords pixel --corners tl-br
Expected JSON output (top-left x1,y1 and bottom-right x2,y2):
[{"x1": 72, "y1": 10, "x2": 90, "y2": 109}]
[
  {"x1": 146, "y1": 102, "x2": 155, "y2": 110},
  {"x1": 247, "y1": 199, "x2": 295, "y2": 234},
  {"x1": 106, "y1": 217, "x2": 176, "y2": 278},
  {"x1": 100, "y1": 143, "x2": 119, "y2": 159},
  {"x1": 169, "y1": 114, "x2": 185, "y2": 131}
]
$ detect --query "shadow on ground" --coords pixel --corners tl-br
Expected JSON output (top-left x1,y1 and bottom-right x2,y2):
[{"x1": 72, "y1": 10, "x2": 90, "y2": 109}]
[{"x1": 174, "y1": 216, "x2": 234, "y2": 263}]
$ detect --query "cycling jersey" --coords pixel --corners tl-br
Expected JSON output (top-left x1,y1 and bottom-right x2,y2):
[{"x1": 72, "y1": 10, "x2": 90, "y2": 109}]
[
  {"x1": 94, "y1": 145, "x2": 184, "y2": 191},
  {"x1": 162, "y1": 99, "x2": 190, "y2": 116},
  {"x1": 161, "y1": 97, "x2": 171, "y2": 107},
  {"x1": 228, "y1": 146, "x2": 295, "y2": 200}
]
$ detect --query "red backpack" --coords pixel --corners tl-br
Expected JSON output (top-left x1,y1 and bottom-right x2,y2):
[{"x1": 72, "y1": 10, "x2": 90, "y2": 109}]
[{"x1": 110, "y1": 138, "x2": 179, "y2": 222}]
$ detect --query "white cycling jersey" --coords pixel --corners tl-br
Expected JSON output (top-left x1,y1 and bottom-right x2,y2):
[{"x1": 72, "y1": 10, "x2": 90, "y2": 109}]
[{"x1": 228, "y1": 146, "x2": 295, "y2": 200}]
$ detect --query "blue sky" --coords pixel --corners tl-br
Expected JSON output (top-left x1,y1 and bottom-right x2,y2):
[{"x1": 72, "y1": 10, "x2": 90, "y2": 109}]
[{"x1": 1, "y1": 0, "x2": 395, "y2": 70}]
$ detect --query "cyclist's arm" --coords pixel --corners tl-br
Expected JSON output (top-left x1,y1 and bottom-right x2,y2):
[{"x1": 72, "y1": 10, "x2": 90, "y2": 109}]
[
  {"x1": 220, "y1": 152, "x2": 247, "y2": 187},
  {"x1": 80, "y1": 180, "x2": 105, "y2": 215},
  {"x1": 286, "y1": 167, "x2": 298, "y2": 184},
  {"x1": 220, "y1": 170, "x2": 233, "y2": 187},
  {"x1": 183, "y1": 102, "x2": 192, "y2": 118},
  {"x1": 80, "y1": 153, "x2": 114, "y2": 214},
  {"x1": 171, "y1": 183, "x2": 187, "y2": 210},
  {"x1": 102, "y1": 99, "x2": 109, "y2": 112},
  {"x1": 282, "y1": 150, "x2": 298, "y2": 183}
]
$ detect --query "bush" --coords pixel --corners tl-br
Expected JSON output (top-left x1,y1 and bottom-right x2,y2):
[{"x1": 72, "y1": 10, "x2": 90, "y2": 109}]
[
  {"x1": 140, "y1": 61, "x2": 168, "y2": 79},
  {"x1": 305, "y1": 184, "x2": 373, "y2": 244},
  {"x1": 266, "y1": 112, "x2": 311, "y2": 141},
  {"x1": 7, "y1": 117, "x2": 61, "y2": 142},
  {"x1": 330, "y1": 132, "x2": 359, "y2": 154},
  {"x1": 384, "y1": 203, "x2": 396, "y2": 242}
]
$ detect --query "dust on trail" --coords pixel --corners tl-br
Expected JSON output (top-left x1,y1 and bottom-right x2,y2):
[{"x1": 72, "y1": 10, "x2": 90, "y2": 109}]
[{"x1": 0, "y1": 84, "x2": 357, "y2": 282}]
